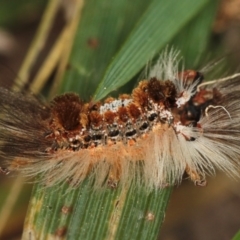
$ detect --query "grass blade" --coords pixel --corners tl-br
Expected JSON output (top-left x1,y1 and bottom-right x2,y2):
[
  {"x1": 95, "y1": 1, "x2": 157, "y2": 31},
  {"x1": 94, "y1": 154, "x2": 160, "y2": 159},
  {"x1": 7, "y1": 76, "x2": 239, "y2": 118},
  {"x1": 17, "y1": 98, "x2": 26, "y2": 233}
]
[{"x1": 94, "y1": 0, "x2": 212, "y2": 101}]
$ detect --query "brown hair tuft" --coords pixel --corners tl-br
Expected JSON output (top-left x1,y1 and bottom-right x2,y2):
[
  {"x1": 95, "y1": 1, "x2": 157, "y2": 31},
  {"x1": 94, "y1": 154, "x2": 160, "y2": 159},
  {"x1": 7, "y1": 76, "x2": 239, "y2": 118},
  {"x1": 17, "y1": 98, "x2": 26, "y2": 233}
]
[{"x1": 51, "y1": 93, "x2": 83, "y2": 131}]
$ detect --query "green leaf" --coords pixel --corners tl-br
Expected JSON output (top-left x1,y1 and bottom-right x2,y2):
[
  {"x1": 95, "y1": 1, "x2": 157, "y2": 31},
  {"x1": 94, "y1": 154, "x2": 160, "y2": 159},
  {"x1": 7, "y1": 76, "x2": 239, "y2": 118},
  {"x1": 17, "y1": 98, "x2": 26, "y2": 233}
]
[
  {"x1": 23, "y1": 0, "x2": 219, "y2": 239},
  {"x1": 232, "y1": 230, "x2": 240, "y2": 240},
  {"x1": 61, "y1": 0, "x2": 152, "y2": 99},
  {"x1": 93, "y1": 0, "x2": 213, "y2": 101},
  {"x1": 170, "y1": 0, "x2": 219, "y2": 68},
  {"x1": 0, "y1": 1, "x2": 46, "y2": 27}
]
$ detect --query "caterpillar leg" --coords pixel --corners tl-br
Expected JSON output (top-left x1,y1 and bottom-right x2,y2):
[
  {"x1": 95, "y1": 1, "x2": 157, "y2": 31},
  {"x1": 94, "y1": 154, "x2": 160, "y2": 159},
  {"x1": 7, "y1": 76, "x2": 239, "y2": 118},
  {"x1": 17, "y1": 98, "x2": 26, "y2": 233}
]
[
  {"x1": 107, "y1": 165, "x2": 121, "y2": 189},
  {"x1": 185, "y1": 165, "x2": 207, "y2": 187}
]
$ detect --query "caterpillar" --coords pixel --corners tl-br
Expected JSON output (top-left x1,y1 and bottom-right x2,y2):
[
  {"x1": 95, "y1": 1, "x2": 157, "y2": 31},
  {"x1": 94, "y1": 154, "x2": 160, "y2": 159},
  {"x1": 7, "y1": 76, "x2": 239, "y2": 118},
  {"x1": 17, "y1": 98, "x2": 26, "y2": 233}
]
[{"x1": 1, "y1": 49, "x2": 240, "y2": 190}]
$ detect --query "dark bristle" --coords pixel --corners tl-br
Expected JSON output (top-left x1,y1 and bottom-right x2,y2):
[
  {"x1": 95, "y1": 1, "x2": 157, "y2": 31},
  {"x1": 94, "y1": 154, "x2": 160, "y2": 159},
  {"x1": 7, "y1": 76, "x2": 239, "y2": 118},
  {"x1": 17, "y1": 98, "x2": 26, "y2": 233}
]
[
  {"x1": 119, "y1": 94, "x2": 131, "y2": 100},
  {"x1": 163, "y1": 80, "x2": 177, "y2": 105},
  {"x1": 128, "y1": 103, "x2": 141, "y2": 120},
  {"x1": 118, "y1": 107, "x2": 129, "y2": 122},
  {"x1": 194, "y1": 71, "x2": 204, "y2": 82},
  {"x1": 212, "y1": 88, "x2": 223, "y2": 104},
  {"x1": 89, "y1": 111, "x2": 102, "y2": 128},
  {"x1": 147, "y1": 78, "x2": 177, "y2": 106},
  {"x1": 88, "y1": 101, "x2": 101, "y2": 111},
  {"x1": 132, "y1": 80, "x2": 149, "y2": 107},
  {"x1": 51, "y1": 93, "x2": 83, "y2": 131},
  {"x1": 178, "y1": 70, "x2": 204, "y2": 86},
  {"x1": 104, "y1": 111, "x2": 116, "y2": 124},
  {"x1": 104, "y1": 97, "x2": 115, "y2": 103},
  {"x1": 0, "y1": 88, "x2": 53, "y2": 160},
  {"x1": 52, "y1": 93, "x2": 82, "y2": 104},
  {"x1": 148, "y1": 78, "x2": 165, "y2": 102}
]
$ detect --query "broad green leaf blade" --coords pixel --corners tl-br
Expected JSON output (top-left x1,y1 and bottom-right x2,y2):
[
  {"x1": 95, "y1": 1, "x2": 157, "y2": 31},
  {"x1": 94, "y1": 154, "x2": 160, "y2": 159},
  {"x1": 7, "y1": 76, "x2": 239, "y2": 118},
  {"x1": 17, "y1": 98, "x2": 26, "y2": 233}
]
[
  {"x1": 0, "y1": 1, "x2": 46, "y2": 27},
  {"x1": 61, "y1": 0, "x2": 152, "y2": 99},
  {"x1": 93, "y1": 0, "x2": 212, "y2": 101},
  {"x1": 232, "y1": 230, "x2": 240, "y2": 240},
  {"x1": 114, "y1": 186, "x2": 171, "y2": 239},
  {"x1": 170, "y1": 1, "x2": 219, "y2": 68},
  {"x1": 23, "y1": 182, "x2": 172, "y2": 239}
]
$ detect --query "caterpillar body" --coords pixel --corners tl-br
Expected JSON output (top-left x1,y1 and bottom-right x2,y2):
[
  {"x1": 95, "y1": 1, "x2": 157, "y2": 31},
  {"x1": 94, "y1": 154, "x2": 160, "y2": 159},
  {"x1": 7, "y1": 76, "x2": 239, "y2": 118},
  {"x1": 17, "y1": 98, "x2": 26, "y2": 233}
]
[{"x1": 1, "y1": 51, "x2": 240, "y2": 190}]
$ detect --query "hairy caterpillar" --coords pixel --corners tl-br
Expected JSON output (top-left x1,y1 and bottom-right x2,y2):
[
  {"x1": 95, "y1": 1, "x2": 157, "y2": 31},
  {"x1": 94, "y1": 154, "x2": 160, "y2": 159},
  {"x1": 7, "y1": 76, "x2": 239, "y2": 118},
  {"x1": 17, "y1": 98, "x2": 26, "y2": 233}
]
[{"x1": 1, "y1": 49, "x2": 240, "y2": 190}]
